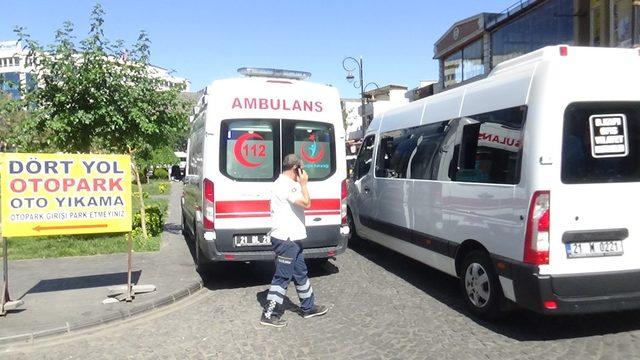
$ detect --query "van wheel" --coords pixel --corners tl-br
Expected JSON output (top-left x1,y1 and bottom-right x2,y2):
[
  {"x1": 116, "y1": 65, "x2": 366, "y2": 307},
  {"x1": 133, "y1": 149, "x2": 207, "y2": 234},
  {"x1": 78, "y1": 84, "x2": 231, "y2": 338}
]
[{"x1": 459, "y1": 251, "x2": 503, "y2": 319}]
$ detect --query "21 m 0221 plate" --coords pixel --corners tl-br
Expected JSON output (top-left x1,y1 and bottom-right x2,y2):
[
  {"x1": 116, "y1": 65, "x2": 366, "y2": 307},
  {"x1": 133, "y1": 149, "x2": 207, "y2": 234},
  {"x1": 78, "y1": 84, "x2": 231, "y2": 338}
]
[{"x1": 565, "y1": 240, "x2": 623, "y2": 258}]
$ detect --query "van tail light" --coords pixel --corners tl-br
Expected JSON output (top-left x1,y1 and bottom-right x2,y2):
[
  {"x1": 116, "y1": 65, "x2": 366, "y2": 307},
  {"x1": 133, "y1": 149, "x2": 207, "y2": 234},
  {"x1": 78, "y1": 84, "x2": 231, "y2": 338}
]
[
  {"x1": 524, "y1": 191, "x2": 550, "y2": 265},
  {"x1": 203, "y1": 178, "x2": 215, "y2": 230},
  {"x1": 341, "y1": 179, "x2": 348, "y2": 225},
  {"x1": 559, "y1": 46, "x2": 568, "y2": 56}
]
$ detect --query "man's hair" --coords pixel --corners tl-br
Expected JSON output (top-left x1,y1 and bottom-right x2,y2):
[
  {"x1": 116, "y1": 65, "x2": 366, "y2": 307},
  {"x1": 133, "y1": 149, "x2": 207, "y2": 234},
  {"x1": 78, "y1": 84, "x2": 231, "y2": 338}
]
[{"x1": 282, "y1": 154, "x2": 303, "y2": 171}]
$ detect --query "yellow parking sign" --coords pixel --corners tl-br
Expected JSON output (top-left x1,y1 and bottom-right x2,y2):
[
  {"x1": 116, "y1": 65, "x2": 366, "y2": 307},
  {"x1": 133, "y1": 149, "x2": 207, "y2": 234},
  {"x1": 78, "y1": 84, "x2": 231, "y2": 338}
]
[{"x1": 0, "y1": 153, "x2": 132, "y2": 237}]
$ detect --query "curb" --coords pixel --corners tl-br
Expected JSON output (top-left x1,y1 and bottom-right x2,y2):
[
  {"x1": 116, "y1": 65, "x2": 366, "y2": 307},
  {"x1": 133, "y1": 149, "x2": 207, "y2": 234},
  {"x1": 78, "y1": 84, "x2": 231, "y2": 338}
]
[{"x1": 0, "y1": 280, "x2": 203, "y2": 346}]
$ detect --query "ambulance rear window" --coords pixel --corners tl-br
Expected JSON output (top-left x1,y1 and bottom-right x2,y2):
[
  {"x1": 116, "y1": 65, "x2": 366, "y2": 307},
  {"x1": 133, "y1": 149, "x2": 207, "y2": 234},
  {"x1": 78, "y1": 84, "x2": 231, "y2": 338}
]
[
  {"x1": 282, "y1": 121, "x2": 336, "y2": 181},
  {"x1": 562, "y1": 102, "x2": 640, "y2": 184},
  {"x1": 220, "y1": 119, "x2": 279, "y2": 181}
]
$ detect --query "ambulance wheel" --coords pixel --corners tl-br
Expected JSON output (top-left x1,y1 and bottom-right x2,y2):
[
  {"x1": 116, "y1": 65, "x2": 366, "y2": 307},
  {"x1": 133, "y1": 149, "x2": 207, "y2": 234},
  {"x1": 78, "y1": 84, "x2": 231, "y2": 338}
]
[
  {"x1": 346, "y1": 209, "x2": 362, "y2": 246},
  {"x1": 181, "y1": 210, "x2": 188, "y2": 238},
  {"x1": 195, "y1": 239, "x2": 211, "y2": 274},
  {"x1": 459, "y1": 251, "x2": 503, "y2": 319}
]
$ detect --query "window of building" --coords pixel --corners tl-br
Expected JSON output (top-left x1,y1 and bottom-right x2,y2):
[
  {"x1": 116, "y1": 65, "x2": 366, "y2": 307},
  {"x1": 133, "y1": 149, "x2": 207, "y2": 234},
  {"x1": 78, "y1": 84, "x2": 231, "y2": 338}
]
[
  {"x1": 282, "y1": 120, "x2": 336, "y2": 181},
  {"x1": 354, "y1": 135, "x2": 375, "y2": 180},
  {"x1": 591, "y1": 0, "x2": 604, "y2": 46},
  {"x1": 444, "y1": 39, "x2": 485, "y2": 88},
  {"x1": 1, "y1": 72, "x2": 21, "y2": 99},
  {"x1": 455, "y1": 106, "x2": 526, "y2": 184},
  {"x1": 14, "y1": 57, "x2": 20, "y2": 67},
  {"x1": 562, "y1": 102, "x2": 640, "y2": 184},
  {"x1": 220, "y1": 119, "x2": 279, "y2": 181},
  {"x1": 443, "y1": 51, "x2": 462, "y2": 87},
  {"x1": 491, "y1": 0, "x2": 574, "y2": 68},
  {"x1": 463, "y1": 40, "x2": 484, "y2": 81},
  {"x1": 611, "y1": 0, "x2": 633, "y2": 47}
]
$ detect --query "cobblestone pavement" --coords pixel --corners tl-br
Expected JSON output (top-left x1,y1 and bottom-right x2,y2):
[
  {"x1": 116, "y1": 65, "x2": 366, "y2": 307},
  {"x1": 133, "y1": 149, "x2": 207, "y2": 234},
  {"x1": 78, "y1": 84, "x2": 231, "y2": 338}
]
[{"x1": 4, "y1": 238, "x2": 640, "y2": 360}]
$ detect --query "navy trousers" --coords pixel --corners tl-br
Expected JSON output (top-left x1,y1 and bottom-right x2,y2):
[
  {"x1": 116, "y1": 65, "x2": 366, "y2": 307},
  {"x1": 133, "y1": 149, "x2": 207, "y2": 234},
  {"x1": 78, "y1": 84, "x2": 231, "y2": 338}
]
[{"x1": 265, "y1": 237, "x2": 315, "y2": 317}]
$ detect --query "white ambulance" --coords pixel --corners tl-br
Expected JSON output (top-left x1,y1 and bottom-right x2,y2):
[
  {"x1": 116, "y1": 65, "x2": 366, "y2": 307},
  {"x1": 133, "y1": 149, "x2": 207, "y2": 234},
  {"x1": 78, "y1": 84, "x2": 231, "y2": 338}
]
[
  {"x1": 348, "y1": 46, "x2": 640, "y2": 317},
  {"x1": 182, "y1": 68, "x2": 349, "y2": 269}
]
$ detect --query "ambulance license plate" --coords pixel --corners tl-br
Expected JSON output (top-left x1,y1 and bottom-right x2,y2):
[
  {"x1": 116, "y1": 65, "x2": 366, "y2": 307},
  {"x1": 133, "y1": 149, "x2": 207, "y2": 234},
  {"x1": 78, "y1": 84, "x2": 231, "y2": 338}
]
[
  {"x1": 234, "y1": 234, "x2": 270, "y2": 247},
  {"x1": 565, "y1": 240, "x2": 623, "y2": 258}
]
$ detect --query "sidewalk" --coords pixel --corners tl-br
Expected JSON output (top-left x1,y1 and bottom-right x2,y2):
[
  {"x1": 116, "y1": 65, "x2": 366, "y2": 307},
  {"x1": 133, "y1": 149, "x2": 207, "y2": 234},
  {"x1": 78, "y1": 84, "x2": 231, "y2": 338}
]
[{"x1": 0, "y1": 182, "x2": 203, "y2": 345}]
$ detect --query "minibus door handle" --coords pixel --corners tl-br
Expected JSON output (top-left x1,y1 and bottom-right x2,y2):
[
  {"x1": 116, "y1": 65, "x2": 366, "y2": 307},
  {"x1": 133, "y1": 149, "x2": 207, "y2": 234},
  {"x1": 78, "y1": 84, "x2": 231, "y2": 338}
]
[{"x1": 363, "y1": 186, "x2": 371, "y2": 193}]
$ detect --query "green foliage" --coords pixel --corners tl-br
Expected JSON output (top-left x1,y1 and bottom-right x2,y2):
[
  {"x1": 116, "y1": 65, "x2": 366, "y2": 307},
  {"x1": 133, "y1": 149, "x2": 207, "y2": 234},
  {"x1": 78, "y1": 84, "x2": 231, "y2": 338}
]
[
  {"x1": 158, "y1": 183, "x2": 168, "y2": 194},
  {"x1": 13, "y1": 4, "x2": 190, "y2": 157},
  {"x1": 133, "y1": 191, "x2": 150, "y2": 200},
  {"x1": 133, "y1": 205, "x2": 164, "y2": 236},
  {"x1": 152, "y1": 167, "x2": 168, "y2": 179},
  {"x1": 0, "y1": 94, "x2": 30, "y2": 151}
]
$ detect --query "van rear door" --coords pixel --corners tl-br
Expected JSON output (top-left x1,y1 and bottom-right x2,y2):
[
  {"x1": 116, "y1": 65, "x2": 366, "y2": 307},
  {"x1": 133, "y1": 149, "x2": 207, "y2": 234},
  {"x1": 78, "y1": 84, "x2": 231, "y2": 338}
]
[
  {"x1": 215, "y1": 119, "x2": 279, "y2": 251},
  {"x1": 283, "y1": 119, "x2": 341, "y2": 248},
  {"x1": 550, "y1": 101, "x2": 640, "y2": 275}
]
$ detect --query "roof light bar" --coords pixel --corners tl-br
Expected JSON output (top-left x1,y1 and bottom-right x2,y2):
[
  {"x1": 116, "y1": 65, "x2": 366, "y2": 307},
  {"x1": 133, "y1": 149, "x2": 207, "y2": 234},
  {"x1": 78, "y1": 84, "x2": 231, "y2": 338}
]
[{"x1": 237, "y1": 67, "x2": 311, "y2": 80}]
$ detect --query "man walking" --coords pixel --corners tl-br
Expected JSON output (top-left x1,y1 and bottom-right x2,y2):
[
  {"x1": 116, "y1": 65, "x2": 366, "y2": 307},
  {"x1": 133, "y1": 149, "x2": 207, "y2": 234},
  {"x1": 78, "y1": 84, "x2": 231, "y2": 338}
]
[{"x1": 260, "y1": 154, "x2": 328, "y2": 327}]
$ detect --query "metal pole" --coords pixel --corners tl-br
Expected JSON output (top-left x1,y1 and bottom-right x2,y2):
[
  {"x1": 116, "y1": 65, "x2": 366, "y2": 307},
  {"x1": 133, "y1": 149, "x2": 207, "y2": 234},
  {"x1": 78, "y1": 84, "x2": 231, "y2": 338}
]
[
  {"x1": 126, "y1": 232, "x2": 133, "y2": 302},
  {"x1": 1, "y1": 235, "x2": 7, "y2": 315},
  {"x1": 359, "y1": 57, "x2": 366, "y2": 133}
]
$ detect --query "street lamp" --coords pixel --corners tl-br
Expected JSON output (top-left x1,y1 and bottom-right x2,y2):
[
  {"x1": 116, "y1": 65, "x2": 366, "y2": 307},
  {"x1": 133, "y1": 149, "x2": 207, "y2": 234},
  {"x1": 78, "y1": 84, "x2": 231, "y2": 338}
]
[{"x1": 342, "y1": 56, "x2": 379, "y2": 136}]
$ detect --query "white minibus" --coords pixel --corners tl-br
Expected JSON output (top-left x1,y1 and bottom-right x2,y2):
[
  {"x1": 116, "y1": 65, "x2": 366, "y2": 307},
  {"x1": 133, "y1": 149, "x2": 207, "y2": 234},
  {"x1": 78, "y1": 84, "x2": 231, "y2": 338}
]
[
  {"x1": 183, "y1": 68, "x2": 349, "y2": 270},
  {"x1": 347, "y1": 46, "x2": 640, "y2": 317}
]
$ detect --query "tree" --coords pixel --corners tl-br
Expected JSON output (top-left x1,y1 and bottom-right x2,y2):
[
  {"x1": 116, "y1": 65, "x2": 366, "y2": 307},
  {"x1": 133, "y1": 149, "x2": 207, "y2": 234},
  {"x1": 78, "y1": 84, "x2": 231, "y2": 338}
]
[
  {"x1": 0, "y1": 93, "x2": 29, "y2": 152},
  {"x1": 14, "y1": 4, "x2": 190, "y2": 238}
]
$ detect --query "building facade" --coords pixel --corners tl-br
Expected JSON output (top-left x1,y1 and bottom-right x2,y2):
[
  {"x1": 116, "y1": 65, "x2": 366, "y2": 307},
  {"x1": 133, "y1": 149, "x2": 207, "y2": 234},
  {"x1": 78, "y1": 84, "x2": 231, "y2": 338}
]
[
  {"x1": 0, "y1": 40, "x2": 190, "y2": 99},
  {"x1": 434, "y1": 0, "x2": 640, "y2": 92}
]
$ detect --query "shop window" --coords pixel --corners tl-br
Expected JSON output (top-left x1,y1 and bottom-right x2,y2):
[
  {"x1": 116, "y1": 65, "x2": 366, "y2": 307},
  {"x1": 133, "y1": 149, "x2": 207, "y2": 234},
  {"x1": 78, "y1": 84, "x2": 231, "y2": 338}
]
[
  {"x1": 611, "y1": 0, "x2": 633, "y2": 47},
  {"x1": 444, "y1": 39, "x2": 485, "y2": 88},
  {"x1": 491, "y1": 0, "x2": 574, "y2": 67},
  {"x1": 444, "y1": 51, "x2": 462, "y2": 87}
]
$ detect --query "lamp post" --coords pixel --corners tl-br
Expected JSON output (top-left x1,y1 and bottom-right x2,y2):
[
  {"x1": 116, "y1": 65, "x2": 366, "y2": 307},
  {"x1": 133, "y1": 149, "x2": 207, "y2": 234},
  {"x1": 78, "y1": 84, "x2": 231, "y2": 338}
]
[{"x1": 342, "y1": 56, "x2": 379, "y2": 136}]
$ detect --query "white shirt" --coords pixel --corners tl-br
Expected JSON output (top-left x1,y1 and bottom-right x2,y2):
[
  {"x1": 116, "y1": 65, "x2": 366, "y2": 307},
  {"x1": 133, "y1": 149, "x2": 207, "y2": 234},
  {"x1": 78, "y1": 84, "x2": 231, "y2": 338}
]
[{"x1": 270, "y1": 174, "x2": 307, "y2": 241}]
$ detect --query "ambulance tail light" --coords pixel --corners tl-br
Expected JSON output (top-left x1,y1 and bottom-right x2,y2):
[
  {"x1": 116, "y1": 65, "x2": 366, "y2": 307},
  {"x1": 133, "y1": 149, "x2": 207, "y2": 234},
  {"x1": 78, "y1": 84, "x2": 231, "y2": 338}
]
[
  {"x1": 203, "y1": 178, "x2": 215, "y2": 230},
  {"x1": 524, "y1": 191, "x2": 550, "y2": 265},
  {"x1": 341, "y1": 179, "x2": 348, "y2": 225}
]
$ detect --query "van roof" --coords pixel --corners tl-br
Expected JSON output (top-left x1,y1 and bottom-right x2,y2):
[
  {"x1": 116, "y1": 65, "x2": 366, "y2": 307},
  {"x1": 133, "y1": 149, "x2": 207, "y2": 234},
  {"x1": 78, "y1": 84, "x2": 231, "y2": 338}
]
[{"x1": 371, "y1": 45, "x2": 640, "y2": 134}]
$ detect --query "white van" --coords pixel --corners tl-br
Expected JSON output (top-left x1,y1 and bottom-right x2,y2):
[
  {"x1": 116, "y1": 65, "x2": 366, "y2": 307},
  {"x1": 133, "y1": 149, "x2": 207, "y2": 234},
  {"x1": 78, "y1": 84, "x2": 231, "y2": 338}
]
[
  {"x1": 347, "y1": 46, "x2": 640, "y2": 317},
  {"x1": 182, "y1": 68, "x2": 349, "y2": 269}
]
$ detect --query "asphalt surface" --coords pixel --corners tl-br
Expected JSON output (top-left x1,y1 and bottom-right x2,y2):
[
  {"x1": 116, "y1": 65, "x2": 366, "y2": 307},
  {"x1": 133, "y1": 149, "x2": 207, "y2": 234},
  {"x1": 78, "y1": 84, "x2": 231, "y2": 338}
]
[{"x1": 3, "y1": 235, "x2": 640, "y2": 359}]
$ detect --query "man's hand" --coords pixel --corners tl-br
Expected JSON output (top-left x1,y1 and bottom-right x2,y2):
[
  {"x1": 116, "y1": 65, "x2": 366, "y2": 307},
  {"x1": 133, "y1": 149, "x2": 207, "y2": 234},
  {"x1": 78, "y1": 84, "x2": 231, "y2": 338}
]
[
  {"x1": 297, "y1": 168, "x2": 309, "y2": 186},
  {"x1": 295, "y1": 168, "x2": 311, "y2": 209}
]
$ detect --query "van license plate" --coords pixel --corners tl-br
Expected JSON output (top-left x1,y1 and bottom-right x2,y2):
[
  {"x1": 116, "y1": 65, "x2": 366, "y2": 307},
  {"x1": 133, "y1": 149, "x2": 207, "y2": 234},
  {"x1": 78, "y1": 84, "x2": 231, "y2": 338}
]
[
  {"x1": 234, "y1": 234, "x2": 270, "y2": 247},
  {"x1": 565, "y1": 241, "x2": 623, "y2": 258}
]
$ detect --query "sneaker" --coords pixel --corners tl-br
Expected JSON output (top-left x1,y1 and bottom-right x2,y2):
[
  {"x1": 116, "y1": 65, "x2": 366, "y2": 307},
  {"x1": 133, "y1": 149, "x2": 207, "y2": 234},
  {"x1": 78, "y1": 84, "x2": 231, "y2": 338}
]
[
  {"x1": 260, "y1": 313, "x2": 287, "y2": 328},
  {"x1": 302, "y1": 305, "x2": 328, "y2": 319}
]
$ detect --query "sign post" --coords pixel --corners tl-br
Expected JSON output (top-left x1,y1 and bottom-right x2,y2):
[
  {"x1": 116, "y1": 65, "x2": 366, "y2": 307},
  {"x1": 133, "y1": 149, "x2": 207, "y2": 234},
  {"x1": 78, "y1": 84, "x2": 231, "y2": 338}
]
[{"x1": 0, "y1": 153, "x2": 154, "y2": 314}]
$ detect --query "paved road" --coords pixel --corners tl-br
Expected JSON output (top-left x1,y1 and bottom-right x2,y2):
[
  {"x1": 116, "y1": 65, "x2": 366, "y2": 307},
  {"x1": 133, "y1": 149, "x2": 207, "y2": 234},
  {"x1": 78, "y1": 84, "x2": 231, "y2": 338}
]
[{"x1": 4, "y1": 238, "x2": 640, "y2": 359}]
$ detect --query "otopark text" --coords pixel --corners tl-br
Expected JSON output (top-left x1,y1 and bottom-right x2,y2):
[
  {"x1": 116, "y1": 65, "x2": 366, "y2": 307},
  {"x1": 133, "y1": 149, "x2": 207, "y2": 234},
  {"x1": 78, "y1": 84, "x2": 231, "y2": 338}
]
[{"x1": 1, "y1": 154, "x2": 132, "y2": 237}]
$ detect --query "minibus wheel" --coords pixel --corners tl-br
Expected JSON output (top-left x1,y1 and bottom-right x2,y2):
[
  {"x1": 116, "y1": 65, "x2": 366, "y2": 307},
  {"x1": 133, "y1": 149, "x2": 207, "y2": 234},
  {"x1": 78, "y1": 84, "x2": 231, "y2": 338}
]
[{"x1": 459, "y1": 251, "x2": 503, "y2": 319}]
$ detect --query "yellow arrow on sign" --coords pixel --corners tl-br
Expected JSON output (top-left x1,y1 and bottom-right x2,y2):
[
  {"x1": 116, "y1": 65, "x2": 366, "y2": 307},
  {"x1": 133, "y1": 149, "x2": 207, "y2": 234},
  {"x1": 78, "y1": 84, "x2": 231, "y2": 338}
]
[{"x1": 32, "y1": 224, "x2": 108, "y2": 232}]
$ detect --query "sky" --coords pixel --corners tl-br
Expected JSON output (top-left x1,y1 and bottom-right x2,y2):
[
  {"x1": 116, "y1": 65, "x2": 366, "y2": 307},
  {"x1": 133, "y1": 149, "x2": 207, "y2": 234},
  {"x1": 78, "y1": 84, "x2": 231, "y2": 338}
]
[{"x1": 0, "y1": 1, "x2": 517, "y2": 98}]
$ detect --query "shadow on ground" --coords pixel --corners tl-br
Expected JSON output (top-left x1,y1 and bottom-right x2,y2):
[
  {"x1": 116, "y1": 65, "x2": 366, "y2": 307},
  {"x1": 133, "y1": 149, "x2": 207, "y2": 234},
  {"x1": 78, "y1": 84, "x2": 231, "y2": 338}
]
[
  {"x1": 177, "y1": 223, "x2": 339, "y2": 291},
  {"x1": 19, "y1": 271, "x2": 142, "y2": 299},
  {"x1": 348, "y1": 236, "x2": 640, "y2": 342}
]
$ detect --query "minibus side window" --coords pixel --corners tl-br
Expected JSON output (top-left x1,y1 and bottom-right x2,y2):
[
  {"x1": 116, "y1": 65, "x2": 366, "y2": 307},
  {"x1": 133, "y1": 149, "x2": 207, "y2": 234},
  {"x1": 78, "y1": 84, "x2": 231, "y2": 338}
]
[
  {"x1": 454, "y1": 106, "x2": 526, "y2": 185},
  {"x1": 354, "y1": 135, "x2": 375, "y2": 180},
  {"x1": 282, "y1": 121, "x2": 336, "y2": 181},
  {"x1": 375, "y1": 129, "x2": 420, "y2": 179},
  {"x1": 562, "y1": 102, "x2": 640, "y2": 183},
  {"x1": 220, "y1": 119, "x2": 279, "y2": 182},
  {"x1": 408, "y1": 121, "x2": 449, "y2": 180}
]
